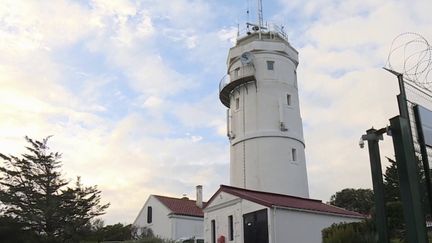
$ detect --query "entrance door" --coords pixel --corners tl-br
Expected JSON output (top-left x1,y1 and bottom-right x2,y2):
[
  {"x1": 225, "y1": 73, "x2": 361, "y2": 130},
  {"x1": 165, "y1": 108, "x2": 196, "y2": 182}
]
[{"x1": 243, "y1": 209, "x2": 269, "y2": 243}]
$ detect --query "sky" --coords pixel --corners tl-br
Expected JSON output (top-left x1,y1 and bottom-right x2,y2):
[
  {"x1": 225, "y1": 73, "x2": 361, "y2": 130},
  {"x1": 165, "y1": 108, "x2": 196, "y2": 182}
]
[{"x1": 0, "y1": 0, "x2": 431, "y2": 225}]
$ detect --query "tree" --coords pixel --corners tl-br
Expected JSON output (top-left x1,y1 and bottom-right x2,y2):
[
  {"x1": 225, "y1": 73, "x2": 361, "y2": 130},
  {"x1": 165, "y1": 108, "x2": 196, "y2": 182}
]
[
  {"x1": 383, "y1": 157, "x2": 400, "y2": 202},
  {"x1": 329, "y1": 188, "x2": 374, "y2": 215},
  {"x1": 0, "y1": 136, "x2": 109, "y2": 243},
  {"x1": 0, "y1": 215, "x2": 39, "y2": 243}
]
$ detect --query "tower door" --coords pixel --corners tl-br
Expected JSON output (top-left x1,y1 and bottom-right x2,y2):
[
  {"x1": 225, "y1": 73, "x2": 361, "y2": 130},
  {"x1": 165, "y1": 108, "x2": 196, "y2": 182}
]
[{"x1": 243, "y1": 209, "x2": 269, "y2": 243}]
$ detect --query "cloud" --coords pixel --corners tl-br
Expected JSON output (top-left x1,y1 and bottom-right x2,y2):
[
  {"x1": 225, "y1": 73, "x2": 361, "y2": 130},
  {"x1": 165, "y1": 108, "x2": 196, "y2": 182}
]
[
  {"x1": 1, "y1": 0, "x2": 432, "y2": 225},
  {"x1": 173, "y1": 93, "x2": 226, "y2": 135},
  {"x1": 279, "y1": 0, "x2": 432, "y2": 201},
  {"x1": 0, "y1": 0, "x2": 92, "y2": 53},
  {"x1": 0, "y1": 0, "x2": 227, "y2": 224},
  {"x1": 53, "y1": 112, "x2": 229, "y2": 223}
]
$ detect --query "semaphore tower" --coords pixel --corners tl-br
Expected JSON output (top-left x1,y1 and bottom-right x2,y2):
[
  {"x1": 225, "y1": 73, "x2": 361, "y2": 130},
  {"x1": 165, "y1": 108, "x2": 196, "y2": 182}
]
[{"x1": 219, "y1": 2, "x2": 309, "y2": 198}]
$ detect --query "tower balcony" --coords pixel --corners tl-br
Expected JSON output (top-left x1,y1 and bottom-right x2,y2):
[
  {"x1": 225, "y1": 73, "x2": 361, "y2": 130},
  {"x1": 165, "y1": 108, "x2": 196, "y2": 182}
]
[{"x1": 219, "y1": 65, "x2": 256, "y2": 107}]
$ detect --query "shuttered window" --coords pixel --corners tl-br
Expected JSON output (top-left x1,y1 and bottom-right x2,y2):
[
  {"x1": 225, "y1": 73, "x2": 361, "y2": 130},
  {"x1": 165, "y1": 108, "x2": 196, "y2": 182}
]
[
  {"x1": 147, "y1": 206, "x2": 152, "y2": 223},
  {"x1": 211, "y1": 220, "x2": 216, "y2": 243},
  {"x1": 228, "y1": 215, "x2": 234, "y2": 240}
]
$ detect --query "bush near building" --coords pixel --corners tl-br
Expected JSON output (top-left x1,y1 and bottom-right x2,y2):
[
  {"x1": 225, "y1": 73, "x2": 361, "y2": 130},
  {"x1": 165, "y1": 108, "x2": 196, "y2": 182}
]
[{"x1": 322, "y1": 221, "x2": 377, "y2": 243}]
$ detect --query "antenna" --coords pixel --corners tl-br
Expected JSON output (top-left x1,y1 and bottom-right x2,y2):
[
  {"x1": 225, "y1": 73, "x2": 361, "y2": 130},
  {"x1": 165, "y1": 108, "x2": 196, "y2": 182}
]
[{"x1": 257, "y1": 0, "x2": 263, "y2": 27}]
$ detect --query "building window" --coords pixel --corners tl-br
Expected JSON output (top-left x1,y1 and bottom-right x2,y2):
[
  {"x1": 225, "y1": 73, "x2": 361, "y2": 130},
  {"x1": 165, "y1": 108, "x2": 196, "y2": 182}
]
[
  {"x1": 228, "y1": 215, "x2": 234, "y2": 240},
  {"x1": 294, "y1": 70, "x2": 298, "y2": 88},
  {"x1": 147, "y1": 206, "x2": 152, "y2": 223},
  {"x1": 235, "y1": 98, "x2": 240, "y2": 110},
  {"x1": 292, "y1": 148, "x2": 297, "y2": 161},
  {"x1": 267, "y1": 61, "x2": 274, "y2": 70},
  {"x1": 211, "y1": 220, "x2": 216, "y2": 243},
  {"x1": 234, "y1": 67, "x2": 240, "y2": 78},
  {"x1": 287, "y1": 94, "x2": 291, "y2": 106}
]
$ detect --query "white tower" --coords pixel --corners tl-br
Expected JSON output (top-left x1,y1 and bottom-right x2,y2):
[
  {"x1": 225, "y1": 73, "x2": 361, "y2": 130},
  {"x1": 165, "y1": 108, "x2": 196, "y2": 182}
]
[{"x1": 219, "y1": 23, "x2": 309, "y2": 198}]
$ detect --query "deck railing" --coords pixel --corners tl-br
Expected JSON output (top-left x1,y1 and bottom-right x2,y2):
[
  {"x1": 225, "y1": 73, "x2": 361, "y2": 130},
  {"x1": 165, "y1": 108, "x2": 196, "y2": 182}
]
[{"x1": 219, "y1": 65, "x2": 256, "y2": 93}]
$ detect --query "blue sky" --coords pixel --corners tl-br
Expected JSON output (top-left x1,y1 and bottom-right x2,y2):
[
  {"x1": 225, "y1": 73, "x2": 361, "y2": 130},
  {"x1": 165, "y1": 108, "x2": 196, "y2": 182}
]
[{"x1": 1, "y1": 0, "x2": 431, "y2": 224}]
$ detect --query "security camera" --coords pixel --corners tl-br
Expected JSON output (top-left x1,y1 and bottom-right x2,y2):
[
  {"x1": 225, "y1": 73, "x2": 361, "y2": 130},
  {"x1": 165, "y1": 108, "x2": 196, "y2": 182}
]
[{"x1": 359, "y1": 138, "x2": 365, "y2": 149}]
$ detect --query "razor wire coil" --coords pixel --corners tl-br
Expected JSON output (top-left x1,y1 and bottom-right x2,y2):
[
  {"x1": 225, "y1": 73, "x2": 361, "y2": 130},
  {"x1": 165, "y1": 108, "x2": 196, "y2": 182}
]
[{"x1": 386, "y1": 32, "x2": 432, "y2": 90}]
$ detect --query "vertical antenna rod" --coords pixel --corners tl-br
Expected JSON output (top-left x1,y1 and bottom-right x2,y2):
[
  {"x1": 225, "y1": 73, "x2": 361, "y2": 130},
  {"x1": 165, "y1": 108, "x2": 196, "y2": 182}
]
[{"x1": 257, "y1": 0, "x2": 263, "y2": 27}]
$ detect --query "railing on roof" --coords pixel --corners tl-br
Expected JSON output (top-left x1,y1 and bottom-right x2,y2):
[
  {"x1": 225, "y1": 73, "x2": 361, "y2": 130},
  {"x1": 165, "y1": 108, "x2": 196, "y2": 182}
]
[{"x1": 237, "y1": 23, "x2": 289, "y2": 42}]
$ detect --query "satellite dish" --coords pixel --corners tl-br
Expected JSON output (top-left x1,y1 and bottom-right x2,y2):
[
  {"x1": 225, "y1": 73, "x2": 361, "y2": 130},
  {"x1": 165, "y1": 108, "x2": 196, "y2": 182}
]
[{"x1": 240, "y1": 52, "x2": 254, "y2": 65}]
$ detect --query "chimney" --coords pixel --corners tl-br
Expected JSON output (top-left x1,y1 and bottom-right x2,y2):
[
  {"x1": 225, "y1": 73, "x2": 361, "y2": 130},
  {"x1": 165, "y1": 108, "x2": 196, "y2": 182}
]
[{"x1": 196, "y1": 185, "x2": 203, "y2": 208}]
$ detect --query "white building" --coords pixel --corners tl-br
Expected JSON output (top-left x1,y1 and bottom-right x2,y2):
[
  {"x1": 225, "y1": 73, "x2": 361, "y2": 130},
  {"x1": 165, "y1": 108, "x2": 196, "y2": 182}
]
[
  {"x1": 204, "y1": 185, "x2": 363, "y2": 243},
  {"x1": 220, "y1": 25, "x2": 309, "y2": 198},
  {"x1": 204, "y1": 7, "x2": 364, "y2": 242},
  {"x1": 133, "y1": 186, "x2": 205, "y2": 241},
  {"x1": 134, "y1": 4, "x2": 365, "y2": 243}
]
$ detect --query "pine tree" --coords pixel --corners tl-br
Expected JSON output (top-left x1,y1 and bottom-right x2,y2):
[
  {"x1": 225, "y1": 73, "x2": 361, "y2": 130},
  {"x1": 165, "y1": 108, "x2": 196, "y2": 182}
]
[
  {"x1": 383, "y1": 157, "x2": 400, "y2": 202},
  {"x1": 0, "y1": 136, "x2": 109, "y2": 242}
]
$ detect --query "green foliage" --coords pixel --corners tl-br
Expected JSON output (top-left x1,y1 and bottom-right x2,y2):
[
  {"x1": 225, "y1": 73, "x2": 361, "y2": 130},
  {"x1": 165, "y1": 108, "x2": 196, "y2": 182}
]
[
  {"x1": 386, "y1": 201, "x2": 405, "y2": 239},
  {"x1": 384, "y1": 157, "x2": 401, "y2": 202},
  {"x1": 322, "y1": 221, "x2": 377, "y2": 243},
  {"x1": 101, "y1": 223, "x2": 134, "y2": 241},
  {"x1": 329, "y1": 188, "x2": 374, "y2": 214},
  {"x1": 123, "y1": 227, "x2": 173, "y2": 243},
  {"x1": 78, "y1": 221, "x2": 141, "y2": 242},
  {"x1": 325, "y1": 156, "x2": 431, "y2": 242},
  {"x1": 0, "y1": 215, "x2": 39, "y2": 243},
  {"x1": 0, "y1": 136, "x2": 109, "y2": 243},
  {"x1": 382, "y1": 157, "x2": 405, "y2": 241}
]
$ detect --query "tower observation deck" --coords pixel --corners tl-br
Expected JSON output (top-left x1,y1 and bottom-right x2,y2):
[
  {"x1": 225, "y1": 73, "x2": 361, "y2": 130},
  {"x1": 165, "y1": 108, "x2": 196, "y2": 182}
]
[{"x1": 219, "y1": 27, "x2": 310, "y2": 198}]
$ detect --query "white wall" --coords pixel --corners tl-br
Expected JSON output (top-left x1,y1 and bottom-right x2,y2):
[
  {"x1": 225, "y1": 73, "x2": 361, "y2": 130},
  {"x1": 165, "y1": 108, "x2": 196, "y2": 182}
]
[
  {"x1": 204, "y1": 191, "x2": 363, "y2": 243},
  {"x1": 133, "y1": 195, "x2": 205, "y2": 241},
  {"x1": 204, "y1": 192, "x2": 266, "y2": 243},
  {"x1": 226, "y1": 32, "x2": 309, "y2": 198},
  {"x1": 133, "y1": 195, "x2": 172, "y2": 240},
  {"x1": 171, "y1": 215, "x2": 204, "y2": 240},
  {"x1": 270, "y1": 208, "x2": 362, "y2": 243}
]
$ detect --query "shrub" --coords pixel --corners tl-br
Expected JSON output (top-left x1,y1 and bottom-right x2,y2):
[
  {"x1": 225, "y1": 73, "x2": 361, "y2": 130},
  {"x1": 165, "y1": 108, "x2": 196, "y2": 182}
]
[{"x1": 322, "y1": 220, "x2": 377, "y2": 243}]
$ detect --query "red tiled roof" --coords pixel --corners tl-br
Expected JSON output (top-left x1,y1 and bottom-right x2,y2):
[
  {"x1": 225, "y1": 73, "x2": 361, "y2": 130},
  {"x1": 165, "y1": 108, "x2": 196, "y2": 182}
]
[
  {"x1": 206, "y1": 185, "x2": 364, "y2": 218},
  {"x1": 154, "y1": 195, "x2": 206, "y2": 217}
]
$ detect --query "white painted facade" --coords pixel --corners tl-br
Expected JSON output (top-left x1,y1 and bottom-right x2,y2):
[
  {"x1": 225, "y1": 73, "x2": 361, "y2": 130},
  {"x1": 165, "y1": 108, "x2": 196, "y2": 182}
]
[
  {"x1": 170, "y1": 215, "x2": 204, "y2": 240},
  {"x1": 271, "y1": 208, "x2": 361, "y2": 243},
  {"x1": 204, "y1": 192, "x2": 266, "y2": 243},
  {"x1": 206, "y1": 26, "x2": 365, "y2": 243},
  {"x1": 133, "y1": 195, "x2": 203, "y2": 240},
  {"x1": 204, "y1": 190, "x2": 362, "y2": 243},
  {"x1": 220, "y1": 31, "x2": 309, "y2": 198}
]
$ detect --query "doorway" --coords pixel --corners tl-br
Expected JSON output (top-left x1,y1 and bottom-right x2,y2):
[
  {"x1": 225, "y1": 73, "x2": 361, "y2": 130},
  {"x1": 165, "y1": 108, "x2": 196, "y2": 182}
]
[{"x1": 243, "y1": 209, "x2": 269, "y2": 243}]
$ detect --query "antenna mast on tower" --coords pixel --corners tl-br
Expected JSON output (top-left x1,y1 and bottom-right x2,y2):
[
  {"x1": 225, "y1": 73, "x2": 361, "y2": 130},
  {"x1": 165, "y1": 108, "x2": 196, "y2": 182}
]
[{"x1": 257, "y1": 0, "x2": 264, "y2": 27}]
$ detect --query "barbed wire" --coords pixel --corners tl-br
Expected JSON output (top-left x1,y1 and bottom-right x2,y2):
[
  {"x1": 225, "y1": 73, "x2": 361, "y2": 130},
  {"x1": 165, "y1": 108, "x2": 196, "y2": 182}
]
[{"x1": 386, "y1": 32, "x2": 432, "y2": 90}]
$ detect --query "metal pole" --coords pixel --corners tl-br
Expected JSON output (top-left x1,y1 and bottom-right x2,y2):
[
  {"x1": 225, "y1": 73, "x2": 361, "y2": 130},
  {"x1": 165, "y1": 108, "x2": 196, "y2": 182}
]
[
  {"x1": 257, "y1": 0, "x2": 263, "y2": 27},
  {"x1": 390, "y1": 116, "x2": 429, "y2": 243},
  {"x1": 384, "y1": 68, "x2": 428, "y2": 242},
  {"x1": 383, "y1": 68, "x2": 409, "y2": 119},
  {"x1": 363, "y1": 128, "x2": 389, "y2": 243}
]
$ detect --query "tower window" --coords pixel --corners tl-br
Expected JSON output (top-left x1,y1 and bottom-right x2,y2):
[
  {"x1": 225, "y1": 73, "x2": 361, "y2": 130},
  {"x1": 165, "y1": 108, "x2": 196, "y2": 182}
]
[
  {"x1": 292, "y1": 148, "x2": 297, "y2": 161},
  {"x1": 287, "y1": 94, "x2": 291, "y2": 106},
  {"x1": 235, "y1": 98, "x2": 240, "y2": 110},
  {"x1": 147, "y1": 206, "x2": 152, "y2": 223},
  {"x1": 228, "y1": 215, "x2": 234, "y2": 240},
  {"x1": 234, "y1": 67, "x2": 240, "y2": 78},
  {"x1": 267, "y1": 61, "x2": 274, "y2": 70},
  {"x1": 211, "y1": 220, "x2": 216, "y2": 243}
]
